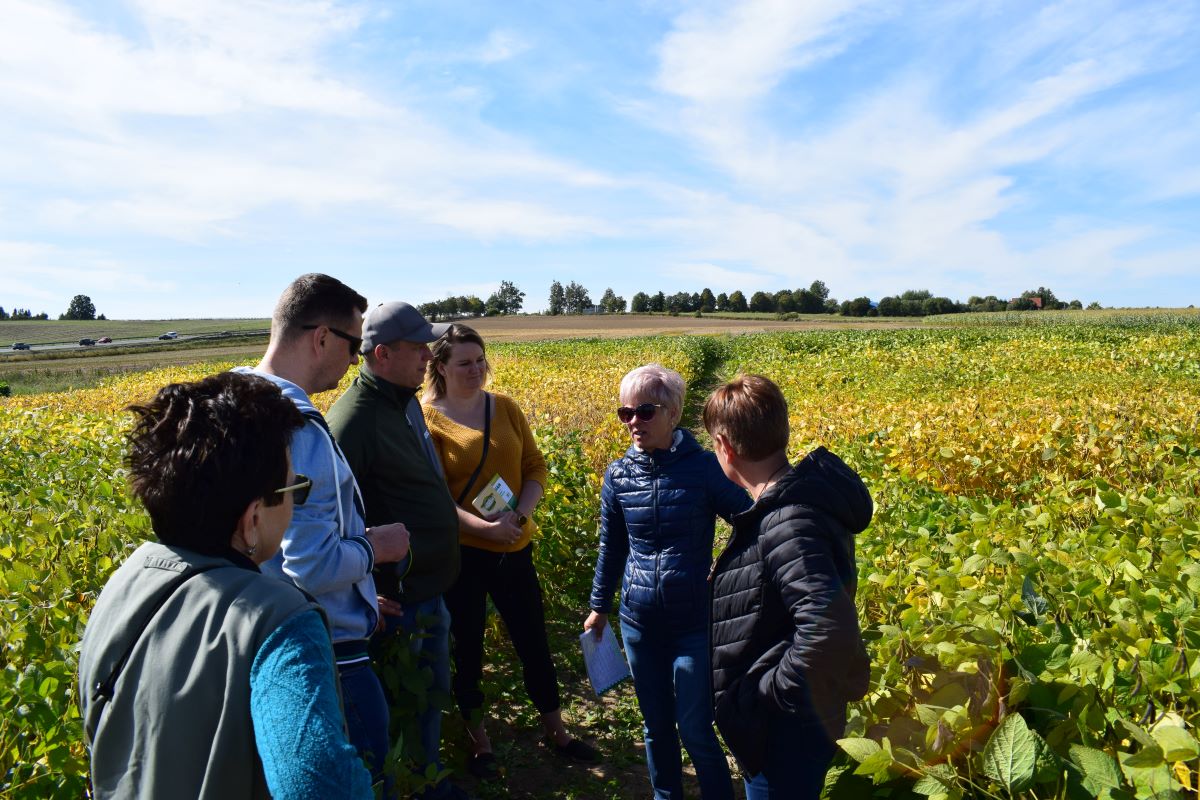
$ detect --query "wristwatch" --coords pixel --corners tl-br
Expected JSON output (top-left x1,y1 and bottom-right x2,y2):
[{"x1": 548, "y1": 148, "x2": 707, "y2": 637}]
[{"x1": 517, "y1": 514, "x2": 528, "y2": 527}]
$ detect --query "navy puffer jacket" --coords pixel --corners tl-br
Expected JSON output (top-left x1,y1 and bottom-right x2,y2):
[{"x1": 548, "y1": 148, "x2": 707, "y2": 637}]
[
  {"x1": 711, "y1": 447, "x2": 872, "y2": 776},
  {"x1": 590, "y1": 428, "x2": 751, "y2": 632}
]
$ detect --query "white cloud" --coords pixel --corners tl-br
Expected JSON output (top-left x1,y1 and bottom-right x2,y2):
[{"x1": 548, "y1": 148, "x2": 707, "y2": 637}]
[
  {"x1": 655, "y1": 0, "x2": 874, "y2": 106},
  {"x1": 0, "y1": 0, "x2": 622, "y2": 247},
  {"x1": 476, "y1": 30, "x2": 532, "y2": 64},
  {"x1": 0, "y1": 240, "x2": 176, "y2": 304}
]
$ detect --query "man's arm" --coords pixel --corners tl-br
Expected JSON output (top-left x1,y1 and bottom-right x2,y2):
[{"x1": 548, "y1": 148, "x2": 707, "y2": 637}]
[{"x1": 276, "y1": 421, "x2": 375, "y2": 596}]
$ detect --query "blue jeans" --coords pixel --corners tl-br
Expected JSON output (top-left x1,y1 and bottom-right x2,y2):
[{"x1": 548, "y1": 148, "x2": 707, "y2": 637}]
[
  {"x1": 623, "y1": 623, "x2": 733, "y2": 800},
  {"x1": 742, "y1": 714, "x2": 838, "y2": 800},
  {"x1": 387, "y1": 595, "x2": 453, "y2": 798},
  {"x1": 338, "y1": 659, "x2": 391, "y2": 788}
]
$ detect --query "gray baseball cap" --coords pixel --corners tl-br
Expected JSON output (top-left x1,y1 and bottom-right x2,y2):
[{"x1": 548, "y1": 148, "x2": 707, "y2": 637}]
[{"x1": 361, "y1": 301, "x2": 450, "y2": 351}]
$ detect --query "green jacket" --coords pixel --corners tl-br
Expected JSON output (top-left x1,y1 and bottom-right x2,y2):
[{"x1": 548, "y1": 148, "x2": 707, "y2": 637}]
[{"x1": 327, "y1": 364, "x2": 460, "y2": 604}]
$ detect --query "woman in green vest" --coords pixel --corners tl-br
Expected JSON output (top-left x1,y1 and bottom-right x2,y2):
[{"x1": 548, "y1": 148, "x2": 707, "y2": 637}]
[{"x1": 78, "y1": 372, "x2": 374, "y2": 799}]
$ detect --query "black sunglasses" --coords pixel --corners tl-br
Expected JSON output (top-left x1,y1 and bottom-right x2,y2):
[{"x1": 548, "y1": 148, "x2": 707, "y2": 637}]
[
  {"x1": 616, "y1": 403, "x2": 665, "y2": 423},
  {"x1": 302, "y1": 324, "x2": 363, "y2": 357},
  {"x1": 275, "y1": 474, "x2": 312, "y2": 505}
]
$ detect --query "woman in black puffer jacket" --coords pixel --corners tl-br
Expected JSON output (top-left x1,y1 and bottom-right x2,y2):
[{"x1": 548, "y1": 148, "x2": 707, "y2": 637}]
[
  {"x1": 703, "y1": 375, "x2": 872, "y2": 800},
  {"x1": 585, "y1": 364, "x2": 750, "y2": 800}
]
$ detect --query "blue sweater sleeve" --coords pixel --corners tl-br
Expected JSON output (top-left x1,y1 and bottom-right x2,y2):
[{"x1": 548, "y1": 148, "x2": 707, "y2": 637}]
[{"x1": 250, "y1": 611, "x2": 374, "y2": 799}]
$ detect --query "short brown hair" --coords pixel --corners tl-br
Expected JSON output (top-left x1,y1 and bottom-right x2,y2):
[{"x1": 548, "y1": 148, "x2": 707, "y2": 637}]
[
  {"x1": 271, "y1": 273, "x2": 368, "y2": 342},
  {"x1": 702, "y1": 374, "x2": 789, "y2": 461}
]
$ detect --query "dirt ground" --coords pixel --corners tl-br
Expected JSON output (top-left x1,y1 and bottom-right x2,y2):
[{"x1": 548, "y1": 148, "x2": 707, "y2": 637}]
[{"x1": 465, "y1": 313, "x2": 920, "y2": 342}]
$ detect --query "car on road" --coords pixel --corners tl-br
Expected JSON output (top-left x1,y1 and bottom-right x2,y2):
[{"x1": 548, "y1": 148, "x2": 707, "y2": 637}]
[
  {"x1": 11, "y1": 342, "x2": 30, "y2": 351},
  {"x1": 79, "y1": 338, "x2": 96, "y2": 346},
  {"x1": 158, "y1": 331, "x2": 179, "y2": 340},
  {"x1": 97, "y1": 336, "x2": 112, "y2": 344}
]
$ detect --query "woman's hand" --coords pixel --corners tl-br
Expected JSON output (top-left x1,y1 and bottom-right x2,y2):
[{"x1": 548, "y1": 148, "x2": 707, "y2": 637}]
[
  {"x1": 583, "y1": 610, "x2": 608, "y2": 641},
  {"x1": 487, "y1": 512, "x2": 523, "y2": 545}
]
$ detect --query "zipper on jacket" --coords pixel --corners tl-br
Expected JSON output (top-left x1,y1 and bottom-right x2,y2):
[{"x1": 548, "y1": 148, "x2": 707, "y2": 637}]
[{"x1": 652, "y1": 462, "x2": 662, "y2": 608}]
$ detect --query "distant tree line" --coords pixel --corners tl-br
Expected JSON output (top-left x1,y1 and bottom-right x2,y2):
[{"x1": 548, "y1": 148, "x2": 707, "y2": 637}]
[
  {"x1": 0, "y1": 307, "x2": 50, "y2": 320},
  {"x1": 419, "y1": 280, "x2": 526, "y2": 321},
  {"x1": 1, "y1": 294, "x2": 107, "y2": 321},
  {"x1": 546, "y1": 280, "x2": 1096, "y2": 317}
]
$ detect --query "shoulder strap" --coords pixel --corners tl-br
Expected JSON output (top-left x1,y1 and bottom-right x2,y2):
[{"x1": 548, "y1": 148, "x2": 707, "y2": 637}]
[
  {"x1": 89, "y1": 562, "x2": 227, "y2": 716},
  {"x1": 301, "y1": 409, "x2": 367, "y2": 521},
  {"x1": 456, "y1": 393, "x2": 492, "y2": 506}
]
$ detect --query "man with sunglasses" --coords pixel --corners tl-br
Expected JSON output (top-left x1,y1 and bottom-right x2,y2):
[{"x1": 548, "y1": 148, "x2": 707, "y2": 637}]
[{"x1": 236, "y1": 273, "x2": 412, "y2": 789}]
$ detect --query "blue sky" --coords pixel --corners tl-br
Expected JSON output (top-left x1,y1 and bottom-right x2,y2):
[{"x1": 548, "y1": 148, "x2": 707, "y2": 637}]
[{"x1": 1, "y1": 0, "x2": 1197, "y2": 318}]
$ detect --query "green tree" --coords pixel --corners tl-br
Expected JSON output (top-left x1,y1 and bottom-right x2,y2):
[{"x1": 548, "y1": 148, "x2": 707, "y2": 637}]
[
  {"x1": 599, "y1": 288, "x2": 623, "y2": 313},
  {"x1": 715, "y1": 292, "x2": 728, "y2": 311},
  {"x1": 0, "y1": 306, "x2": 7, "y2": 320},
  {"x1": 749, "y1": 291, "x2": 775, "y2": 313},
  {"x1": 1087, "y1": 301, "x2": 1103, "y2": 310},
  {"x1": 631, "y1": 292, "x2": 650, "y2": 312},
  {"x1": 486, "y1": 280, "x2": 524, "y2": 315},
  {"x1": 699, "y1": 288, "x2": 716, "y2": 313},
  {"x1": 548, "y1": 281, "x2": 565, "y2": 315},
  {"x1": 62, "y1": 294, "x2": 96, "y2": 320},
  {"x1": 727, "y1": 290, "x2": 747, "y2": 313},
  {"x1": 774, "y1": 289, "x2": 796, "y2": 313},
  {"x1": 563, "y1": 281, "x2": 591, "y2": 314},
  {"x1": 649, "y1": 291, "x2": 665, "y2": 312},
  {"x1": 840, "y1": 296, "x2": 873, "y2": 316}
]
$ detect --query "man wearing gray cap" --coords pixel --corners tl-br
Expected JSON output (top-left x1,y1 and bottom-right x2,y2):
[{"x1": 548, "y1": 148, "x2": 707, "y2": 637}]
[{"x1": 327, "y1": 301, "x2": 466, "y2": 800}]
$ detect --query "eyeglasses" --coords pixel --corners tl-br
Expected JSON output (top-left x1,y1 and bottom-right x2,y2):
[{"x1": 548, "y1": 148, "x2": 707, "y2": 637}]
[
  {"x1": 616, "y1": 403, "x2": 665, "y2": 423},
  {"x1": 275, "y1": 474, "x2": 312, "y2": 505},
  {"x1": 302, "y1": 325, "x2": 363, "y2": 357}
]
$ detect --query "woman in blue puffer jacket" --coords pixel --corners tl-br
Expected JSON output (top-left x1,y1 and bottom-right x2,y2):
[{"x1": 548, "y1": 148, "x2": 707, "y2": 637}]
[{"x1": 585, "y1": 364, "x2": 751, "y2": 800}]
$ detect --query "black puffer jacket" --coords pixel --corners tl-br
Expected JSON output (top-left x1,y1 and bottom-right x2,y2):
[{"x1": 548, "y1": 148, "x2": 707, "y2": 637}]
[
  {"x1": 710, "y1": 447, "x2": 872, "y2": 776},
  {"x1": 590, "y1": 428, "x2": 751, "y2": 632}
]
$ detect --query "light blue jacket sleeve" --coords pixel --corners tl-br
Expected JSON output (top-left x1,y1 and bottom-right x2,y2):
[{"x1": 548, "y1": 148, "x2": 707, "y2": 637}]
[
  {"x1": 250, "y1": 611, "x2": 374, "y2": 799},
  {"x1": 275, "y1": 421, "x2": 374, "y2": 597}
]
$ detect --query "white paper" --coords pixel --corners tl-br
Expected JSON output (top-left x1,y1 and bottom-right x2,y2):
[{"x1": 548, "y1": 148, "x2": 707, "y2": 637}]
[{"x1": 579, "y1": 625, "x2": 631, "y2": 696}]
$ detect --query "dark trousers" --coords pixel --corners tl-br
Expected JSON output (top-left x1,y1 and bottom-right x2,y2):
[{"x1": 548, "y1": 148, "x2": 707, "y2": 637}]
[{"x1": 444, "y1": 543, "x2": 560, "y2": 717}]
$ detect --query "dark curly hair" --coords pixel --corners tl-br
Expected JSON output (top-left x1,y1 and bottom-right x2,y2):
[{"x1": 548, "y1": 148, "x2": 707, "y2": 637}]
[{"x1": 125, "y1": 372, "x2": 305, "y2": 554}]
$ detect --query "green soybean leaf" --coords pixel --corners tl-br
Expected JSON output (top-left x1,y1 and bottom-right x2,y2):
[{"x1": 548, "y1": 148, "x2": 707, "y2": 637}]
[
  {"x1": 982, "y1": 713, "x2": 1037, "y2": 792},
  {"x1": 838, "y1": 737, "x2": 881, "y2": 763}
]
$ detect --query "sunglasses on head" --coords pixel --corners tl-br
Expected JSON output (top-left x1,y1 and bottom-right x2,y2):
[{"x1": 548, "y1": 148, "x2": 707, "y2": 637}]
[
  {"x1": 302, "y1": 324, "x2": 363, "y2": 357},
  {"x1": 275, "y1": 474, "x2": 312, "y2": 505},
  {"x1": 616, "y1": 403, "x2": 665, "y2": 423}
]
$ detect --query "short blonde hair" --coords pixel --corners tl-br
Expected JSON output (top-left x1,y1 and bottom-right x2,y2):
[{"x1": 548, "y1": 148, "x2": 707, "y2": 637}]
[
  {"x1": 703, "y1": 374, "x2": 789, "y2": 461},
  {"x1": 619, "y1": 364, "x2": 685, "y2": 425}
]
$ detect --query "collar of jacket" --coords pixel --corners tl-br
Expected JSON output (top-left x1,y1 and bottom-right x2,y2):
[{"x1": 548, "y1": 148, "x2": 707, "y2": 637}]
[
  {"x1": 221, "y1": 547, "x2": 260, "y2": 572},
  {"x1": 731, "y1": 445, "x2": 872, "y2": 535},
  {"x1": 357, "y1": 363, "x2": 418, "y2": 407},
  {"x1": 626, "y1": 427, "x2": 696, "y2": 466}
]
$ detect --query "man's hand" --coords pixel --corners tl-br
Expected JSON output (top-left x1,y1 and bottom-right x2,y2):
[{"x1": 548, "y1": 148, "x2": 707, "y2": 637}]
[
  {"x1": 583, "y1": 610, "x2": 608, "y2": 641},
  {"x1": 366, "y1": 523, "x2": 410, "y2": 563},
  {"x1": 376, "y1": 595, "x2": 404, "y2": 630}
]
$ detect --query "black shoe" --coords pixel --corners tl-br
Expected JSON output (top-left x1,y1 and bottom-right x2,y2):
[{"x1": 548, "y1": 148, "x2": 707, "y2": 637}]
[{"x1": 546, "y1": 736, "x2": 600, "y2": 763}]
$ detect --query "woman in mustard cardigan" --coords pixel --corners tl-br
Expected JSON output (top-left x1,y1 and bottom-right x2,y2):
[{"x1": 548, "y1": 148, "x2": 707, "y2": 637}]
[{"x1": 422, "y1": 324, "x2": 598, "y2": 779}]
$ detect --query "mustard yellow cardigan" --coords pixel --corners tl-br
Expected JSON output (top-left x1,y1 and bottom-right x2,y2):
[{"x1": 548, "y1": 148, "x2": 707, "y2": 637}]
[{"x1": 422, "y1": 392, "x2": 548, "y2": 553}]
